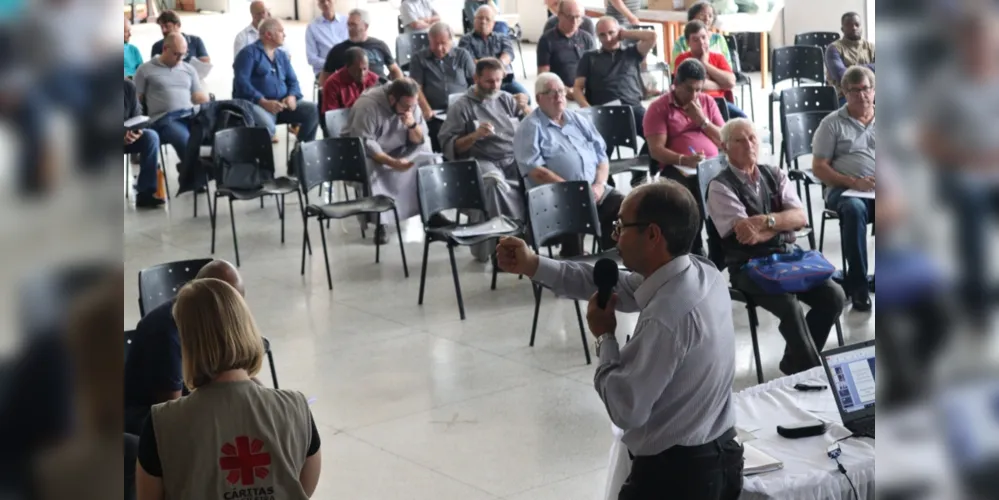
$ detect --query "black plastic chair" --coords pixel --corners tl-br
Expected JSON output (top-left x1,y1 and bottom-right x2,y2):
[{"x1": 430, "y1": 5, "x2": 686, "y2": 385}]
[
  {"x1": 695, "y1": 158, "x2": 843, "y2": 384},
  {"x1": 209, "y1": 127, "x2": 302, "y2": 267},
  {"x1": 416, "y1": 161, "x2": 524, "y2": 320},
  {"x1": 125, "y1": 329, "x2": 136, "y2": 362},
  {"x1": 714, "y1": 96, "x2": 731, "y2": 122},
  {"x1": 296, "y1": 138, "x2": 410, "y2": 290},
  {"x1": 136, "y1": 258, "x2": 280, "y2": 388},
  {"x1": 794, "y1": 31, "x2": 841, "y2": 51},
  {"x1": 588, "y1": 105, "x2": 649, "y2": 177},
  {"x1": 397, "y1": 15, "x2": 405, "y2": 34},
  {"x1": 138, "y1": 258, "x2": 213, "y2": 315},
  {"x1": 768, "y1": 45, "x2": 825, "y2": 154},
  {"x1": 396, "y1": 32, "x2": 431, "y2": 73},
  {"x1": 525, "y1": 181, "x2": 621, "y2": 365},
  {"x1": 724, "y1": 34, "x2": 755, "y2": 121}
]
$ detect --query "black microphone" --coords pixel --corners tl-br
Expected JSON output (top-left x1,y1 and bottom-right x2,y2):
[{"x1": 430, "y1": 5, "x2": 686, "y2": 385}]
[{"x1": 593, "y1": 258, "x2": 619, "y2": 310}]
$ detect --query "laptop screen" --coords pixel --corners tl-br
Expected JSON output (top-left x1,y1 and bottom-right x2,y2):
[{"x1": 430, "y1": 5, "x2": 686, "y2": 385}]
[{"x1": 824, "y1": 344, "x2": 876, "y2": 414}]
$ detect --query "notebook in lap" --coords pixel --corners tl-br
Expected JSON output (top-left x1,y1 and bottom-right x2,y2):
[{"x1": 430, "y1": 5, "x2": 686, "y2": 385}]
[{"x1": 821, "y1": 339, "x2": 876, "y2": 439}]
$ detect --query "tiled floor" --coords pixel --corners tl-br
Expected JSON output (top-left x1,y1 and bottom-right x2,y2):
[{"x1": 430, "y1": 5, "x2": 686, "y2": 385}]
[{"x1": 125, "y1": 6, "x2": 874, "y2": 499}]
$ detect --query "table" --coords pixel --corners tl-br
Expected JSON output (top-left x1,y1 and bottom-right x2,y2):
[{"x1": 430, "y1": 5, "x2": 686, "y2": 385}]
[
  {"x1": 584, "y1": 3, "x2": 784, "y2": 88},
  {"x1": 603, "y1": 368, "x2": 875, "y2": 500}
]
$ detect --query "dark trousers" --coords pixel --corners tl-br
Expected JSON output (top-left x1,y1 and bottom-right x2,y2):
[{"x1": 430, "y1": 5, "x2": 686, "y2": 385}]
[
  {"x1": 942, "y1": 175, "x2": 996, "y2": 325},
  {"x1": 725, "y1": 101, "x2": 748, "y2": 119},
  {"x1": 276, "y1": 104, "x2": 320, "y2": 142},
  {"x1": 560, "y1": 188, "x2": 625, "y2": 257},
  {"x1": 619, "y1": 428, "x2": 744, "y2": 500},
  {"x1": 731, "y1": 273, "x2": 846, "y2": 373},
  {"x1": 150, "y1": 109, "x2": 194, "y2": 160},
  {"x1": 124, "y1": 433, "x2": 139, "y2": 500},
  {"x1": 124, "y1": 129, "x2": 161, "y2": 196},
  {"x1": 428, "y1": 116, "x2": 444, "y2": 153},
  {"x1": 828, "y1": 189, "x2": 874, "y2": 296},
  {"x1": 659, "y1": 165, "x2": 705, "y2": 257}
]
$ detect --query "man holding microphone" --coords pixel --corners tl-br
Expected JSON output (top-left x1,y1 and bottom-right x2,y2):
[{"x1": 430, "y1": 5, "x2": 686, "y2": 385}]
[{"x1": 496, "y1": 180, "x2": 743, "y2": 499}]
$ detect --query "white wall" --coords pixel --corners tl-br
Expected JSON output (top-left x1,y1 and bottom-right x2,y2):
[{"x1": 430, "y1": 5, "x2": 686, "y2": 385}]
[{"x1": 771, "y1": 0, "x2": 869, "y2": 47}]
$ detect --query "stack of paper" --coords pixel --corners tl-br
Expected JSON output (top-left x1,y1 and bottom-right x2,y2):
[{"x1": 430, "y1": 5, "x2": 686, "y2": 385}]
[{"x1": 742, "y1": 443, "x2": 783, "y2": 476}]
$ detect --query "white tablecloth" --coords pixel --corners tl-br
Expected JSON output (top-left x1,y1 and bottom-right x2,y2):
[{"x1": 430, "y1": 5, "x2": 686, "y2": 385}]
[{"x1": 604, "y1": 368, "x2": 876, "y2": 500}]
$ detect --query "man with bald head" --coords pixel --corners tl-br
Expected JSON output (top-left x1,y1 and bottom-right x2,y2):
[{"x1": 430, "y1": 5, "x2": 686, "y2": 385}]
[
  {"x1": 234, "y1": 18, "x2": 320, "y2": 142},
  {"x1": 233, "y1": 1, "x2": 273, "y2": 56},
  {"x1": 543, "y1": 0, "x2": 595, "y2": 36},
  {"x1": 134, "y1": 32, "x2": 211, "y2": 164},
  {"x1": 125, "y1": 260, "x2": 244, "y2": 434},
  {"x1": 537, "y1": 0, "x2": 597, "y2": 97},
  {"x1": 459, "y1": 4, "x2": 530, "y2": 97}
]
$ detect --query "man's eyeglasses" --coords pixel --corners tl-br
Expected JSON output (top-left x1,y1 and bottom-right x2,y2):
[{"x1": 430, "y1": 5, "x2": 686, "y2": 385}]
[
  {"x1": 846, "y1": 86, "x2": 873, "y2": 95},
  {"x1": 612, "y1": 219, "x2": 649, "y2": 238},
  {"x1": 540, "y1": 89, "x2": 566, "y2": 97}
]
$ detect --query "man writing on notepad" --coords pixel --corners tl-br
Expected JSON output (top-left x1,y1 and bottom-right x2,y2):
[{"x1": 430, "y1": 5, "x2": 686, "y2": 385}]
[{"x1": 811, "y1": 65, "x2": 875, "y2": 312}]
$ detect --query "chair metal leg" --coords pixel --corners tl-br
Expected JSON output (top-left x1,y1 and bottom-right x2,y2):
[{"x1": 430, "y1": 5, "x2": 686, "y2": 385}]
[
  {"x1": 318, "y1": 217, "x2": 333, "y2": 290},
  {"x1": 392, "y1": 207, "x2": 409, "y2": 277},
  {"x1": 267, "y1": 347, "x2": 279, "y2": 389},
  {"x1": 161, "y1": 162, "x2": 171, "y2": 200},
  {"x1": 193, "y1": 188, "x2": 199, "y2": 218},
  {"x1": 205, "y1": 185, "x2": 214, "y2": 220},
  {"x1": 375, "y1": 221, "x2": 382, "y2": 263},
  {"x1": 490, "y1": 250, "x2": 498, "y2": 291},
  {"x1": 818, "y1": 213, "x2": 827, "y2": 252},
  {"x1": 517, "y1": 39, "x2": 527, "y2": 79},
  {"x1": 529, "y1": 284, "x2": 542, "y2": 346},
  {"x1": 747, "y1": 304, "x2": 764, "y2": 384},
  {"x1": 260, "y1": 198, "x2": 264, "y2": 209},
  {"x1": 417, "y1": 238, "x2": 431, "y2": 305},
  {"x1": 768, "y1": 101, "x2": 775, "y2": 154},
  {"x1": 229, "y1": 197, "x2": 241, "y2": 267},
  {"x1": 210, "y1": 194, "x2": 219, "y2": 254},
  {"x1": 296, "y1": 190, "x2": 312, "y2": 256},
  {"x1": 835, "y1": 317, "x2": 844, "y2": 347},
  {"x1": 447, "y1": 244, "x2": 466, "y2": 320},
  {"x1": 278, "y1": 194, "x2": 286, "y2": 244},
  {"x1": 573, "y1": 300, "x2": 592, "y2": 364},
  {"x1": 803, "y1": 184, "x2": 816, "y2": 249},
  {"x1": 747, "y1": 85, "x2": 755, "y2": 122}
]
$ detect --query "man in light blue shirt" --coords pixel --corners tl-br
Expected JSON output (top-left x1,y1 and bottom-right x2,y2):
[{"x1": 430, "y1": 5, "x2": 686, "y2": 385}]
[
  {"x1": 306, "y1": 0, "x2": 349, "y2": 75},
  {"x1": 514, "y1": 72, "x2": 622, "y2": 256},
  {"x1": 234, "y1": 19, "x2": 319, "y2": 142}
]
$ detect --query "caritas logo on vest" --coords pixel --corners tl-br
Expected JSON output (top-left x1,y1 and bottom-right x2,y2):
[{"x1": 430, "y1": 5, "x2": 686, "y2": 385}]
[{"x1": 219, "y1": 436, "x2": 276, "y2": 500}]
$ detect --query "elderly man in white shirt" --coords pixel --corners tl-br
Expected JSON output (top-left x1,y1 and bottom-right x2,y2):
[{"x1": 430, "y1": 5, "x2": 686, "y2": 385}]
[{"x1": 233, "y1": 1, "x2": 271, "y2": 56}]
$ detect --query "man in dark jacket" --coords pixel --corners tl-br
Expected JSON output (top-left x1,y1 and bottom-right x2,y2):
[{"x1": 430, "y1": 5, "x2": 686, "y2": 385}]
[{"x1": 124, "y1": 79, "x2": 164, "y2": 208}]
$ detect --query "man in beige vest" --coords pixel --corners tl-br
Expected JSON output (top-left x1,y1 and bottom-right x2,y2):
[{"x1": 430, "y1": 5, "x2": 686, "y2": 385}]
[{"x1": 825, "y1": 12, "x2": 875, "y2": 104}]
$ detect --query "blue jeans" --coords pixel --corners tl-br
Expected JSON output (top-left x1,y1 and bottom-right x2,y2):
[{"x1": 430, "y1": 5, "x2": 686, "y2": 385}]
[
  {"x1": 124, "y1": 129, "x2": 161, "y2": 196},
  {"x1": 251, "y1": 102, "x2": 320, "y2": 142},
  {"x1": 150, "y1": 109, "x2": 194, "y2": 160},
  {"x1": 827, "y1": 188, "x2": 874, "y2": 295},
  {"x1": 726, "y1": 101, "x2": 748, "y2": 119},
  {"x1": 502, "y1": 80, "x2": 529, "y2": 98}
]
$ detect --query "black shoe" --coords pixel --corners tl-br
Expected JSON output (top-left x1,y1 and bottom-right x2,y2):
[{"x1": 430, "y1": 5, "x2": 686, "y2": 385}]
[
  {"x1": 428, "y1": 213, "x2": 454, "y2": 228},
  {"x1": 851, "y1": 290, "x2": 872, "y2": 312},
  {"x1": 135, "y1": 193, "x2": 165, "y2": 208},
  {"x1": 374, "y1": 225, "x2": 389, "y2": 245}
]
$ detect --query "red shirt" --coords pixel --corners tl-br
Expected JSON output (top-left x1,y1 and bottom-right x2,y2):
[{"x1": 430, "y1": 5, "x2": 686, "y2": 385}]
[
  {"x1": 321, "y1": 68, "x2": 380, "y2": 113},
  {"x1": 674, "y1": 51, "x2": 734, "y2": 102},
  {"x1": 642, "y1": 91, "x2": 725, "y2": 159}
]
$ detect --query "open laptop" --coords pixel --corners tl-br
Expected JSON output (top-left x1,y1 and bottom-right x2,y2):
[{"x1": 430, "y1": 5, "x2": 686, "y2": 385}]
[{"x1": 821, "y1": 339, "x2": 876, "y2": 438}]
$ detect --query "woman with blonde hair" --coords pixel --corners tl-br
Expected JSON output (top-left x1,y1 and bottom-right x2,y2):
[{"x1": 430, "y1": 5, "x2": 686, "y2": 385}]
[{"x1": 135, "y1": 278, "x2": 321, "y2": 500}]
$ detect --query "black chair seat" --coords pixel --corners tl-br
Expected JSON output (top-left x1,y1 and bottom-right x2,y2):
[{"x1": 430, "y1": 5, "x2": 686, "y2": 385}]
[
  {"x1": 426, "y1": 215, "x2": 523, "y2": 246},
  {"x1": 787, "y1": 168, "x2": 819, "y2": 185},
  {"x1": 728, "y1": 287, "x2": 750, "y2": 304},
  {"x1": 306, "y1": 194, "x2": 396, "y2": 219},
  {"x1": 218, "y1": 177, "x2": 299, "y2": 199},
  {"x1": 608, "y1": 156, "x2": 650, "y2": 176}
]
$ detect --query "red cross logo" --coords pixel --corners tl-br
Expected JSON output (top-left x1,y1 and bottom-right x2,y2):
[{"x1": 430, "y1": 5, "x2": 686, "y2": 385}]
[{"x1": 219, "y1": 436, "x2": 272, "y2": 486}]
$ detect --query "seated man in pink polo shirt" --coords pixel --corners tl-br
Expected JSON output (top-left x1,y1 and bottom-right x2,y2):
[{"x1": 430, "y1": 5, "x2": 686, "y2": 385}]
[{"x1": 643, "y1": 58, "x2": 724, "y2": 256}]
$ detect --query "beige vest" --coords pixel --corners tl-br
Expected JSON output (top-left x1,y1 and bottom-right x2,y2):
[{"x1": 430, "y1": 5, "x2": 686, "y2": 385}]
[{"x1": 151, "y1": 381, "x2": 312, "y2": 500}]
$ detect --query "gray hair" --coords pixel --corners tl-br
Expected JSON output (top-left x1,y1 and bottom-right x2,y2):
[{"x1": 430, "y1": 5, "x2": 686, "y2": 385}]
[
  {"x1": 596, "y1": 16, "x2": 618, "y2": 29},
  {"x1": 841, "y1": 65, "x2": 875, "y2": 91},
  {"x1": 720, "y1": 118, "x2": 755, "y2": 146},
  {"x1": 557, "y1": 0, "x2": 579, "y2": 15},
  {"x1": 348, "y1": 8, "x2": 369, "y2": 25},
  {"x1": 258, "y1": 18, "x2": 281, "y2": 35},
  {"x1": 428, "y1": 21, "x2": 452, "y2": 38},
  {"x1": 474, "y1": 4, "x2": 496, "y2": 17},
  {"x1": 535, "y1": 72, "x2": 564, "y2": 95}
]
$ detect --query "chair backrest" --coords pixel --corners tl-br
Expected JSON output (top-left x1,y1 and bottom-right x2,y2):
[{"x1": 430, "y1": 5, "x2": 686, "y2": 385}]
[
  {"x1": 526, "y1": 181, "x2": 601, "y2": 249},
  {"x1": 779, "y1": 85, "x2": 838, "y2": 116},
  {"x1": 137, "y1": 258, "x2": 214, "y2": 316},
  {"x1": 324, "y1": 108, "x2": 350, "y2": 138},
  {"x1": 416, "y1": 161, "x2": 488, "y2": 223},
  {"x1": 125, "y1": 329, "x2": 136, "y2": 361},
  {"x1": 782, "y1": 111, "x2": 828, "y2": 165},
  {"x1": 396, "y1": 32, "x2": 431, "y2": 72},
  {"x1": 296, "y1": 137, "x2": 370, "y2": 195},
  {"x1": 397, "y1": 15, "x2": 405, "y2": 34},
  {"x1": 589, "y1": 105, "x2": 638, "y2": 154},
  {"x1": 695, "y1": 157, "x2": 728, "y2": 270},
  {"x1": 714, "y1": 96, "x2": 731, "y2": 122},
  {"x1": 771, "y1": 45, "x2": 825, "y2": 87},
  {"x1": 723, "y1": 34, "x2": 743, "y2": 73},
  {"x1": 212, "y1": 127, "x2": 276, "y2": 188},
  {"x1": 794, "y1": 31, "x2": 840, "y2": 50}
]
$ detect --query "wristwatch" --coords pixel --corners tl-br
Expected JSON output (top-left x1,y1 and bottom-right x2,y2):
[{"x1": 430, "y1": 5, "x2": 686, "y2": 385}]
[
  {"x1": 766, "y1": 215, "x2": 776, "y2": 229},
  {"x1": 407, "y1": 121, "x2": 418, "y2": 130},
  {"x1": 595, "y1": 334, "x2": 616, "y2": 357}
]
